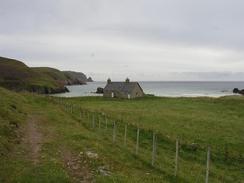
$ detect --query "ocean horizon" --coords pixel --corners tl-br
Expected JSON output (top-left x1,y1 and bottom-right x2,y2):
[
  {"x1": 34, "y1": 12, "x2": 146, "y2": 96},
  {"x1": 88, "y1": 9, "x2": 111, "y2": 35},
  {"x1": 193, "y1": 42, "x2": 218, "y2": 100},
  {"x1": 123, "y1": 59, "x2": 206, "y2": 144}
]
[{"x1": 53, "y1": 81, "x2": 244, "y2": 98}]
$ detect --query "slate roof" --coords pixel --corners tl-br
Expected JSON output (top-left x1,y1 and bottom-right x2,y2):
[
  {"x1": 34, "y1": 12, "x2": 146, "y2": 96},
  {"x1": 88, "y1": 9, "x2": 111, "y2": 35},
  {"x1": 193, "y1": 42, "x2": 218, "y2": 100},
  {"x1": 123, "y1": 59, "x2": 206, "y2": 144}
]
[{"x1": 104, "y1": 82, "x2": 143, "y2": 94}]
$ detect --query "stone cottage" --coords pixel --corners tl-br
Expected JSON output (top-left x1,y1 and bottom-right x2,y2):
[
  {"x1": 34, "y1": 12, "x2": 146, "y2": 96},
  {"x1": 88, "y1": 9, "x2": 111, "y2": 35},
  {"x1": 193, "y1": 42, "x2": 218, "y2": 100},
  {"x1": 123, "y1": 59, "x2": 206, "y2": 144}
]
[{"x1": 103, "y1": 78, "x2": 144, "y2": 99}]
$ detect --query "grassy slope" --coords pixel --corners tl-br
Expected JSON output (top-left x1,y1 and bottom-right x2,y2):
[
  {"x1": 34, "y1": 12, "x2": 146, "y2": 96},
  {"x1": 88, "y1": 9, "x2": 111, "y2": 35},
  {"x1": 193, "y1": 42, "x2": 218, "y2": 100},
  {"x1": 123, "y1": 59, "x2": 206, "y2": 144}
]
[
  {"x1": 0, "y1": 88, "x2": 243, "y2": 182},
  {"x1": 0, "y1": 87, "x2": 27, "y2": 155},
  {"x1": 0, "y1": 88, "x2": 70, "y2": 182},
  {"x1": 31, "y1": 67, "x2": 67, "y2": 87},
  {"x1": 0, "y1": 57, "x2": 63, "y2": 90},
  {"x1": 0, "y1": 56, "x2": 88, "y2": 93},
  {"x1": 0, "y1": 57, "x2": 33, "y2": 80}
]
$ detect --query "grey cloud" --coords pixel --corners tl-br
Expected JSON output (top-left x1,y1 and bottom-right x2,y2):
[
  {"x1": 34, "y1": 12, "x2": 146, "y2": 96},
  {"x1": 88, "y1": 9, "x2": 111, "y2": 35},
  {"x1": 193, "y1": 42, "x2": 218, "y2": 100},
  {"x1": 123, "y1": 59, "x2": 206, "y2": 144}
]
[{"x1": 0, "y1": 0, "x2": 244, "y2": 80}]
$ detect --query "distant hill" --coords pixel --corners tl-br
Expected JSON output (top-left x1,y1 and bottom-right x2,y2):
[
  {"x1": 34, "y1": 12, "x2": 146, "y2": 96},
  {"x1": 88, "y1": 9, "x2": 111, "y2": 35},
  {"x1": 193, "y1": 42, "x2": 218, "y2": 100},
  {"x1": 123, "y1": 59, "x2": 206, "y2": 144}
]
[
  {"x1": 0, "y1": 56, "x2": 93, "y2": 94},
  {"x1": 63, "y1": 71, "x2": 87, "y2": 85}
]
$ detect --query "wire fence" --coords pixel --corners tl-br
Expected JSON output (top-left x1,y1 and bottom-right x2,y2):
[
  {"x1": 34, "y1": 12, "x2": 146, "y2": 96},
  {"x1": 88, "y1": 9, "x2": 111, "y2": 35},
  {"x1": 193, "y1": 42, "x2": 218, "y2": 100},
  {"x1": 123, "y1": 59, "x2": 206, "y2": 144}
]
[{"x1": 48, "y1": 96, "x2": 244, "y2": 182}]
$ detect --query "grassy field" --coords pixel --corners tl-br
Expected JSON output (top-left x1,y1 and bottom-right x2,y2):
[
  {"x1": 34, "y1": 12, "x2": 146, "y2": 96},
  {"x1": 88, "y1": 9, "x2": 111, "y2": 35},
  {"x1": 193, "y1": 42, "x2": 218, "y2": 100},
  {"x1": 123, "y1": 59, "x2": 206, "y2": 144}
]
[
  {"x1": 67, "y1": 96, "x2": 244, "y2": 150},
  {"x1": 0, "y1": 87, "x2": 243, "y2": 182}
]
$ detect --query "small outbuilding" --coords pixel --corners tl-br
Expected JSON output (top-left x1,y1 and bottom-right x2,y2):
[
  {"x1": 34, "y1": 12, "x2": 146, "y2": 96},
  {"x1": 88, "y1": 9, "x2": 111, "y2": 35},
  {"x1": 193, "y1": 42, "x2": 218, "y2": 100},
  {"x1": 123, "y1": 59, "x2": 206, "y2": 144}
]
[{"x1": 103, "y1": 78, "x2": 144, "y2": 99}]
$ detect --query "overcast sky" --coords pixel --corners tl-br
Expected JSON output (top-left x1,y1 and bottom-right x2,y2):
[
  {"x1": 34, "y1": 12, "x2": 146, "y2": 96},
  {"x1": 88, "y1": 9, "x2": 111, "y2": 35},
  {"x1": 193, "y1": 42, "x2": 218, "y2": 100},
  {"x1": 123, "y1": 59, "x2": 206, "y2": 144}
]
[{"x1": 0, "y1": 0, "x2": 244, "y2": 81}]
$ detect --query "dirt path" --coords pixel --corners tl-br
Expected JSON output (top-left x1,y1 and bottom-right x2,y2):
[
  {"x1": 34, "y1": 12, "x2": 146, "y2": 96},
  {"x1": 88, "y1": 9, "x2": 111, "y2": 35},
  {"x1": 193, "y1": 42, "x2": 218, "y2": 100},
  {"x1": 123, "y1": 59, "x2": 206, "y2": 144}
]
[
  {"x1": 22, "y1": 115, "x2": 43, "y2": 165},
  {"x1": 22, "y1": 115, "x2": 93, "y2": 182},
  {"x1": 62, "y1": 149, "x2": 93, "y2": 183}
]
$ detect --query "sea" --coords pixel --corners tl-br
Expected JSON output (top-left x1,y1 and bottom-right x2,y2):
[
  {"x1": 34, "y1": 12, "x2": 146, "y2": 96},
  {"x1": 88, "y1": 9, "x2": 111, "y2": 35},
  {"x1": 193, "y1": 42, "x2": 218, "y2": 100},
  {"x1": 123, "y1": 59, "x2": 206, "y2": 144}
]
[{"x1": 52, "y1": 81, "x2": 244, "y2": 98}]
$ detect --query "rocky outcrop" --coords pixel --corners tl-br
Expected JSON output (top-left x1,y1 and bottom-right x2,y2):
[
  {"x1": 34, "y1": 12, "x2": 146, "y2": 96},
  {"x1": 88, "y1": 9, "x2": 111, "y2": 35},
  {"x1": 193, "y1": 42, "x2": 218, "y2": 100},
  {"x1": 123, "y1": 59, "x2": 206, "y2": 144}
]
[
  {"x1": 96, "y1": 87, "x2": 104, "y2": 94},
  {"x1": 233, "y1": 88, "x2": 244, "y2": 95},
  {"x1": 41, "y1": 86, "x2": 69, "y2": 94},
  {"x1": 87, "y1": 77, "x2": 93, "y2": 82},
  {"x1": 0, "y1": 80, "x2": 70, "y2": 94},
  {"x1": 30, "y1": 85, "x2": 69, "y2": 94}
]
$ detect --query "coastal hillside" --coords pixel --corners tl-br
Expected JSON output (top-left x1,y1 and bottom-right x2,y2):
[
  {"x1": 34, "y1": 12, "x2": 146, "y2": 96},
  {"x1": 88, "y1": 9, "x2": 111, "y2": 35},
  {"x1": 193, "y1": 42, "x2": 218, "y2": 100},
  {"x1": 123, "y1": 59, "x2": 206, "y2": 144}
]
[
  {"x1": 0, "y1": 86, "x2": 243, "y2": 182},
  {"x1": 63, "y1": 71, "x2": 88, "y2": 85},
  {"x1": 0, "y1": 56, "x2": 92, "y2": 94}
]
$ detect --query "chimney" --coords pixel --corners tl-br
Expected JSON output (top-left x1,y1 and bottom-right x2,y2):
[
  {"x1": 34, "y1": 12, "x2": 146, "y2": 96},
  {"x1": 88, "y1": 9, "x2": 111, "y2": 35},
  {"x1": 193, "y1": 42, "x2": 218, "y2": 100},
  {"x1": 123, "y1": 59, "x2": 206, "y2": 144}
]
[
  {"x1": 107, "y1": 78, "x2": 112, "y2": 84},
  {"x1": 125, "y1": 78, "x2": 130, "y2": 83}
]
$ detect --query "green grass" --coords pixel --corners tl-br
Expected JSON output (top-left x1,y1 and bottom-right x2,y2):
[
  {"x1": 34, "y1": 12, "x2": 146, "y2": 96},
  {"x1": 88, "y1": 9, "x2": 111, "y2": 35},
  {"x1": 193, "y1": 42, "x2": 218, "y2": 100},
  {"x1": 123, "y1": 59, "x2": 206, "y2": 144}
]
[
  {"x1": 67, "y1": 96, "x2": 244, "y2": 150},
  {"x1": 0, "y1": 57, "x2": 64, "y2": 91},
  {"x1": 0, "y1": 87, "x2": 27, "y2": 155},
  {"x1": 60, "y1": 96, "x2": 244, "y2": 182},
  {"x1": 0, "y1": 56, "x2": 87, "y2": 93},
  {"x1": 0, "y1": 87, "x2": 243, "y2": 182},
  {"x1": 31, "y1": 67, "x2": 68, "y2": 87}
]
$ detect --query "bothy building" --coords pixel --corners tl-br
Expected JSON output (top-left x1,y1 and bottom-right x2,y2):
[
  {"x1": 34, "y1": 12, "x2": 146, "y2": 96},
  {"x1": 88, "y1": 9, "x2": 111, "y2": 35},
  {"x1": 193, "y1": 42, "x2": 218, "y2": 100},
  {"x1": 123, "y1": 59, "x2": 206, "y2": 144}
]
[{"x1": 103, "y1": 78, "x2": 144, "y2": 99}]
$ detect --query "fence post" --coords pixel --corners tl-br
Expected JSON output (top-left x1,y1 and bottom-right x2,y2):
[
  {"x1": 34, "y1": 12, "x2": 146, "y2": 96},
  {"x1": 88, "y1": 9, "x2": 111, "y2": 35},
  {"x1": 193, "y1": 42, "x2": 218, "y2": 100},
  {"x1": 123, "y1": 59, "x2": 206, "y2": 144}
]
[
  {"x1": 98, "y1": 114, "x2": 101, "y2": 129},
  {"x1": 84, "y1": 110, "x2": 86, "y2": 118},
  {"x1": 113, "y1": 121, "x2": 116, "y2": 143},
  {"x1": 174, "y1": 139, "x2": 179, "y2": 177},
  {"x1": 205, "y1": 146, "x2": 211, "y2": 183},
  {"x1": 152, "y1": 132, "x2": 156, "y2": 166},
  {"x1": 124, "y1": 124, "x2": 127, "y2": 146},
  {"x1": 136, "y1": 127, "x2": 140, "y2": 155},
  {"x1": 79, "y1": 106, "x2": 82, "y2": 119},
  {"x1": 92, "y1": 113, "x2": 95, "y2": 128},
  {"x1": 105, "y1": 116, "x2": 108, "y2": 129}
]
